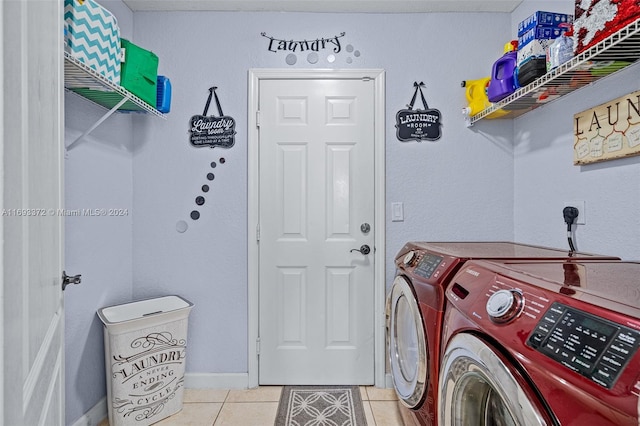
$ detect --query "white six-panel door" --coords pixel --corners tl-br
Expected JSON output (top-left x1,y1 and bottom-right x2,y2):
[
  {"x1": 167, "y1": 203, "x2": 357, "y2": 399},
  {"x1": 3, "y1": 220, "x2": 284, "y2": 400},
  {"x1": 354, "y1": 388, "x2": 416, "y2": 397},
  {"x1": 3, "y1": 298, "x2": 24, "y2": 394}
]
[
  {"x1": 258, "y1": 77, "x2": 376, "y2": 384},
  {"x1": 1, "y1": 0, "x2": 65, "y2": 424}
]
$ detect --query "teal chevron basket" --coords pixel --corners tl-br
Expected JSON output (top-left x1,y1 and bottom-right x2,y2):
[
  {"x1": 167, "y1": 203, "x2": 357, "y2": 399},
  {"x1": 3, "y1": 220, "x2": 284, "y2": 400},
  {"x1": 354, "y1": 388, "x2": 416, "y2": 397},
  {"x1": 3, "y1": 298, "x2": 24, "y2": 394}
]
[{"x1": 64, "y1": 0, "x2": 121, "y2": 85}]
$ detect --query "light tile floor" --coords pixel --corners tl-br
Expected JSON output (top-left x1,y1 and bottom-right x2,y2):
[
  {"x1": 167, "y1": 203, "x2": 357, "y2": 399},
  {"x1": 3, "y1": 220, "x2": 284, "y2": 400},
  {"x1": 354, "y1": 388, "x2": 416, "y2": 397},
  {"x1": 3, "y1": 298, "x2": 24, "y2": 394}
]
[{"x1": 98, "y1": 386, "x2": 405, "y2": 425}]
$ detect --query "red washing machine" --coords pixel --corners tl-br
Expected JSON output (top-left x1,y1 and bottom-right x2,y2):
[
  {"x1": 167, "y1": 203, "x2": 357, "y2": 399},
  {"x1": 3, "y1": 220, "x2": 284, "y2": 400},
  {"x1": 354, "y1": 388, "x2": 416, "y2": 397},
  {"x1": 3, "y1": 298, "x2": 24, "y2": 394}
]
[
  {"x1": 438, "y1": 260, "x2": 640, "y2": 426},
  {"x1": 387, "y1": 242, "x2": 619, "y2": 426}
]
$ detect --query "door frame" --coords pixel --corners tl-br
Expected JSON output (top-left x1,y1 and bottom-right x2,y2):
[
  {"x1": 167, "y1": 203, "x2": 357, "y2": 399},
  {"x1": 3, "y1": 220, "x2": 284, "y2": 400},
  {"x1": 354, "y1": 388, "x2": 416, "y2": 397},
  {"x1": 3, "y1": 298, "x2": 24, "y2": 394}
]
[{"x1": 247, "y1": 68, "x2": 386, "y2": 388}]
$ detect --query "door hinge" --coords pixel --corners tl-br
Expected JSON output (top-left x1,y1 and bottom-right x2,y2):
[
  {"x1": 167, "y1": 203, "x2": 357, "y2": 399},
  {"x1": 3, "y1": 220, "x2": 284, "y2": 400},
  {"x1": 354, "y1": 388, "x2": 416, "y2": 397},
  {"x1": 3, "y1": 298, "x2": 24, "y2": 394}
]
[
  {"x1": 256, "y1": 223, "x2": 260, "y2": 243},
  {"x1": 256, "y1": 110, "x2": 261, "y2": 127},
  {"x1": 256, "y1": 337, "x2": 261, "y2": 355}
]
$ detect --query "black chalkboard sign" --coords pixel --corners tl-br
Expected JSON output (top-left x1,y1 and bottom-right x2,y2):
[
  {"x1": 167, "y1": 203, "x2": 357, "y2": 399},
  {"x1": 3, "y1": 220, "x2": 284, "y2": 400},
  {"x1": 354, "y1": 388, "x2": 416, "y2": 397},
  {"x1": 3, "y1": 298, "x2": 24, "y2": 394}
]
[
  {"x1": 189, "y1": 87, "x2": 236, "y2": 149},
  {"x1": 189, "y1": 115, "x2": 236, "y2": 148},
  {"x1": 396, "y1": 82, "x2": 442, "y2": 142}
]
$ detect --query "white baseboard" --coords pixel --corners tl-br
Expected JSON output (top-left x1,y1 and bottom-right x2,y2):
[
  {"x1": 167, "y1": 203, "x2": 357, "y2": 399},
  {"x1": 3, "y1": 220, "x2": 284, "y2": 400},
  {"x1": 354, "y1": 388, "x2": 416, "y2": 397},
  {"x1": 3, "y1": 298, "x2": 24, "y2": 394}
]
[
  {"x1": 70, "y1": 373, "x2": 250, "y2": 426},
  {"x1": 70, "y1": 397, "x2": 106, "y2": 426}
]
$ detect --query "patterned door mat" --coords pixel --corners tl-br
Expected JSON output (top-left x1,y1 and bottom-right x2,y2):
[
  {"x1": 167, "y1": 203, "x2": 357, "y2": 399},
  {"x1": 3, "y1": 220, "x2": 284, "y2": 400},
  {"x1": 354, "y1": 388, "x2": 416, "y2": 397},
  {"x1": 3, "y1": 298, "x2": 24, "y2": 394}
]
[{"x1": 275, "y1": 385, "x2": 367, "y2": 426}]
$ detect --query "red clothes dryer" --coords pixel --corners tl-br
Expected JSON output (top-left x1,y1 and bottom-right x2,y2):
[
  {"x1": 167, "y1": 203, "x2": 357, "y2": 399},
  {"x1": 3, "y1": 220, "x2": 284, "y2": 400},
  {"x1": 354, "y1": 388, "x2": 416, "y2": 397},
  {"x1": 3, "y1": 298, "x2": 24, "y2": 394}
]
[
  {"x1": 387, "y1": 242, "x2": 619, "y2": 426},
  {"x1": 439, "y1": 260, "x2": 640, "y2": 425}
]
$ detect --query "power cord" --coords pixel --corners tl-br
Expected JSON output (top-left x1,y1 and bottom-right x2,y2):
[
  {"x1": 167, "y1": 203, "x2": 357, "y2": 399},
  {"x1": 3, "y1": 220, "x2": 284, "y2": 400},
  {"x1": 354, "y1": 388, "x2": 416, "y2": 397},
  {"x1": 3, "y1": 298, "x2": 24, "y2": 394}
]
[{"x1": 563, "y1": 206, "x2": 579, "y2": 252}]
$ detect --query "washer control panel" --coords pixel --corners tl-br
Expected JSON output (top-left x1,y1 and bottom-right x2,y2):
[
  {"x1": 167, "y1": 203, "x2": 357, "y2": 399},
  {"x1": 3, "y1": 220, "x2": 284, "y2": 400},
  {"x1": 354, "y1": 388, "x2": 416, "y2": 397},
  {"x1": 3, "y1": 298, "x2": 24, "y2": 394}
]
[{"x1": 527, "y1": 302, "x2": 640, "y2": 389}]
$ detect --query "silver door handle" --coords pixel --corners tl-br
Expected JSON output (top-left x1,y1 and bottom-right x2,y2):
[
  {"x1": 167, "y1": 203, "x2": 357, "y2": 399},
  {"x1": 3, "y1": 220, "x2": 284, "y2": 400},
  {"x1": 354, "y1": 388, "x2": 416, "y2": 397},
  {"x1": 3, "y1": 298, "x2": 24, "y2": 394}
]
[{"x1": 350, "y1": 245, "x2": 371, "y2": 255}]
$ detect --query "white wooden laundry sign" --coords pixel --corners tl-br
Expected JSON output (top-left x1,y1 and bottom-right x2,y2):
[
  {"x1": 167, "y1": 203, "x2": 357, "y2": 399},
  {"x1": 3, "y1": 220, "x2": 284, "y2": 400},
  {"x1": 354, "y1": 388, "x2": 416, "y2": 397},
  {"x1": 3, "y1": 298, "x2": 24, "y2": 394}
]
[{"x1": 574, "y1": 90, "x2": 640, "y2": 165}]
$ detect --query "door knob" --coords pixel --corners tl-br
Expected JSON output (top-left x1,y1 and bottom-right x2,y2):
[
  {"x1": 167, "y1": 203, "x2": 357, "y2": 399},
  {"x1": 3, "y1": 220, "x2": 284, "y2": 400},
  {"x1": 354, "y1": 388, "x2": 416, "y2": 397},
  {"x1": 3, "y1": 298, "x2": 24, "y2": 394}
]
[
  {"x1": 350, "y1": 245, "x2": 371, "y2": 255},
  {"x1": 360, "y1": 223, "x2": 371, "y2": 233},
  {"x1": 62, "y1": 271, "x2": 82, "y2": 291}
]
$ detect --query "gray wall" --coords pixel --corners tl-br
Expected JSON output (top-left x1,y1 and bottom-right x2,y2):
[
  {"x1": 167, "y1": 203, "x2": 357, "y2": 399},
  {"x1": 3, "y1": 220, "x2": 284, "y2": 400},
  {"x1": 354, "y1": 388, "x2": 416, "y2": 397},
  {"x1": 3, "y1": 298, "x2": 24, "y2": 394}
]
[
  {"x1": 513, "y1": 60, "x2": 640, "y2": 258},
  {"x1": 129, "y1": 10, "x2": 514, "y2": 380},
  {"x1": 64, "y1": 1, "x2": 135, "y2": 424},
  {"x1": 64, "y1": 0, "x2": 640, "y2": 424},
  {"x1": 511, "y1": 0, "x2": 640, "y2": 259}
]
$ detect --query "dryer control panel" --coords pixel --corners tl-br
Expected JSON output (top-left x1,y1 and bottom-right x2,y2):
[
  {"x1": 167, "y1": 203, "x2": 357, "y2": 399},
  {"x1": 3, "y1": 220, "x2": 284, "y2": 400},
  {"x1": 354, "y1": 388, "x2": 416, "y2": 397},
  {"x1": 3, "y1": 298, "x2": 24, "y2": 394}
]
[
  {"x1": 413, "y1": 253, "x2": 443, "y2": 279},
  {"x1": 527, "y1": 302, "x2": 640, "y2": 389}
]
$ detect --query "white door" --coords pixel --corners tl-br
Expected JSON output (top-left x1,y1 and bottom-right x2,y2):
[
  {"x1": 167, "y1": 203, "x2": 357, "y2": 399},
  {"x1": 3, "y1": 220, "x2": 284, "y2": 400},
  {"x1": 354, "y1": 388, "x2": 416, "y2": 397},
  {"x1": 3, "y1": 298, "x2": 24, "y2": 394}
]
[
  {"x1": 1, "y1": 0, "x2": 65, "y2": 424},
  {"x1": 258, "y1": 77, "x2": 375, "y2": 384}
]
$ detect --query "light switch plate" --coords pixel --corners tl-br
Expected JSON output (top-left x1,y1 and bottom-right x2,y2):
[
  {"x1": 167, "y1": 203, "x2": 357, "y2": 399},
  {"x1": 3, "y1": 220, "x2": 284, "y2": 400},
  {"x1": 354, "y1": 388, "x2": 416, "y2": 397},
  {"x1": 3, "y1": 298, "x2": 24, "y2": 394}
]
[{"x1": 391, "y1": 202, "x2": 404, "y2": 222}]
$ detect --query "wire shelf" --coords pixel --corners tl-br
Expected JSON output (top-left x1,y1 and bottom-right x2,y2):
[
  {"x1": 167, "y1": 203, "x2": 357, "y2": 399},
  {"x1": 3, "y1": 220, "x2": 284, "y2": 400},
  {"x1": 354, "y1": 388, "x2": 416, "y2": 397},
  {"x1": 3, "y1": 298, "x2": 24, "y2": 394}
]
[
  {"x1": 469, "y1": 18, "x2": 640, "y2": 125},
  {"x1": 64, "y1": 51, "x2": 165, "y2": 118}
]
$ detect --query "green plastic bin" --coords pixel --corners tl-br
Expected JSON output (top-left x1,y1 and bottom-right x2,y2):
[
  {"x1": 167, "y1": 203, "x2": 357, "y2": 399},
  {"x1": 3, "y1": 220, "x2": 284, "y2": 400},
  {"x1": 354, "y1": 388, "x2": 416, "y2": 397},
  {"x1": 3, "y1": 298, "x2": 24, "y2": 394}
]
[{"x1": 120, "y1": 39, "x2": 159, "y2": 107}]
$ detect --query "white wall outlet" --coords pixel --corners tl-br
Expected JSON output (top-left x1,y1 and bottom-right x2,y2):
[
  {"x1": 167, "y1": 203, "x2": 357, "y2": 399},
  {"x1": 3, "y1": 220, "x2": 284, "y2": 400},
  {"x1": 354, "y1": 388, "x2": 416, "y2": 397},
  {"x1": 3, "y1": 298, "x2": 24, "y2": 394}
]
[{"x1": 564, "y1": 200, "x2": 586, "y2": 225}]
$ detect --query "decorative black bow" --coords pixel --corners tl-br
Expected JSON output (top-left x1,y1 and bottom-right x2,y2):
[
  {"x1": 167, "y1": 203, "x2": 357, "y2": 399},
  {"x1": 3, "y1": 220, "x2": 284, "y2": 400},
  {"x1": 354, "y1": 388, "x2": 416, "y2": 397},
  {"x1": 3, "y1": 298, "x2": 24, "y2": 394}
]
[{"x1": 407, "y1": 81, "x2": 429, "y2": 110}]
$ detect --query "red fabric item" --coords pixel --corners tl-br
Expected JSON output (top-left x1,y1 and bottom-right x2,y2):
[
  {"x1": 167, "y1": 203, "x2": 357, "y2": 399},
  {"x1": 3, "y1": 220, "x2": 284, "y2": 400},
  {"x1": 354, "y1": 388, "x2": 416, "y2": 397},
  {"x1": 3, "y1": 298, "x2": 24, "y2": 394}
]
[{"x1": 574, "y1": 0, "x2": 640, "y2": 53}]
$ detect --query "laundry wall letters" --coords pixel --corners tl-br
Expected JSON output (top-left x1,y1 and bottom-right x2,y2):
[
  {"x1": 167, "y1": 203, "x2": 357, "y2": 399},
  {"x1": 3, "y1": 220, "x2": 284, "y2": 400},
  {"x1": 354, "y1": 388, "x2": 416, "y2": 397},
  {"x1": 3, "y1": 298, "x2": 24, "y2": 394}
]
[{"x1": 574, "y1": 90, "x2": 640, "y2": 165}]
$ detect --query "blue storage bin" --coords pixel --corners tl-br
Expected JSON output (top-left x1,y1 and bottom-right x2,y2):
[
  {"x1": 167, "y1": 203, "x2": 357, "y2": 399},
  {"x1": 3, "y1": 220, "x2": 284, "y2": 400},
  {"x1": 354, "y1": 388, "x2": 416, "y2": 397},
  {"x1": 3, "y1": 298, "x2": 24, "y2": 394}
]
[
  {"x1": 156, "y1": 75, "x2": 172, "y2": 113},
  {"x1": 517, "y1": 11, "x2": 573, "y2": 36}
]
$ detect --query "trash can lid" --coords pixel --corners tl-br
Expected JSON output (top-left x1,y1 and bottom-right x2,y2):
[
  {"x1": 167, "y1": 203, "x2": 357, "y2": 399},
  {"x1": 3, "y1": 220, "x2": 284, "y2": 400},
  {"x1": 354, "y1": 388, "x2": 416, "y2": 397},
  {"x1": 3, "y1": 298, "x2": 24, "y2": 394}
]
[{"x1": 98, "y1": 295, "x2": 192, "y2": 324}]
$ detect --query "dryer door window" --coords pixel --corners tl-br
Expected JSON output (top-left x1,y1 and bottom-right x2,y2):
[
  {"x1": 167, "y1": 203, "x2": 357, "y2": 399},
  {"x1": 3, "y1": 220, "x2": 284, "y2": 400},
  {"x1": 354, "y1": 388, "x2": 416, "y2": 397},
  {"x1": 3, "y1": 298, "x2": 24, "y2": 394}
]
[
  {"x1": 439, "y1": 333, "x2": 548, "y2": 426},
  {"x1": 388, "y1": 275, "x2": 427, "y2": 408}
]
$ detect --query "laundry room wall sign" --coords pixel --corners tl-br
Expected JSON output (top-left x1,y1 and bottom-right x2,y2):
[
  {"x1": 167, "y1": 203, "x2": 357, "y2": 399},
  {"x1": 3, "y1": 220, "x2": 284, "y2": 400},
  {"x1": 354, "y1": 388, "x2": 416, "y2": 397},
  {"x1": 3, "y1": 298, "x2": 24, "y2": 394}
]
[
  {"x1": 262, "y1": 32, "x2": 345, "y2": 54},
  {"x1": 396, "y1": 82, "x2": 442, "y2": 142},
  {"x1": 261, "y1": 32, "x2": 361, "y2": 65},
  {"x1": 189, "y1": 86, "x2": 236, "y2": 149},
  {"x1": 574, "y1": 90, "x2": 640, "y2": 165}
]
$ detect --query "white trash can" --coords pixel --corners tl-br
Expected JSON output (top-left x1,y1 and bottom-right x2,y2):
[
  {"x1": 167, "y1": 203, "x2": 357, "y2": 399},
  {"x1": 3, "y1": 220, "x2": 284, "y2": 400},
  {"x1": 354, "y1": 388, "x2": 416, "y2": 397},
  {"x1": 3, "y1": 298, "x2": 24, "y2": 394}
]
[{"x1": 97, "y1": 295, "x2": 193, "y2": 426}]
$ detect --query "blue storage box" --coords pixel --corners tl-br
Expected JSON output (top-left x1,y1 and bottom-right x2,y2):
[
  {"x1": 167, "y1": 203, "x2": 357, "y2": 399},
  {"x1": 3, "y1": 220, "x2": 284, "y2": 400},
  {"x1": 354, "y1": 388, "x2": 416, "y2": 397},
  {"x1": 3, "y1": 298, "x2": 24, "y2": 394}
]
[
  {"x1": 518, "y1": 26, "x2": 565, "y2": 48},
  {"x1": 64, "y1": 0, "x2": 121, "y2": 85},
  {"x1": 518, "y1": 11, "x2": 573, "y2": 36},
  {"x1": 156, "y1": 76, "x2": 172, "y2": 114}
]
